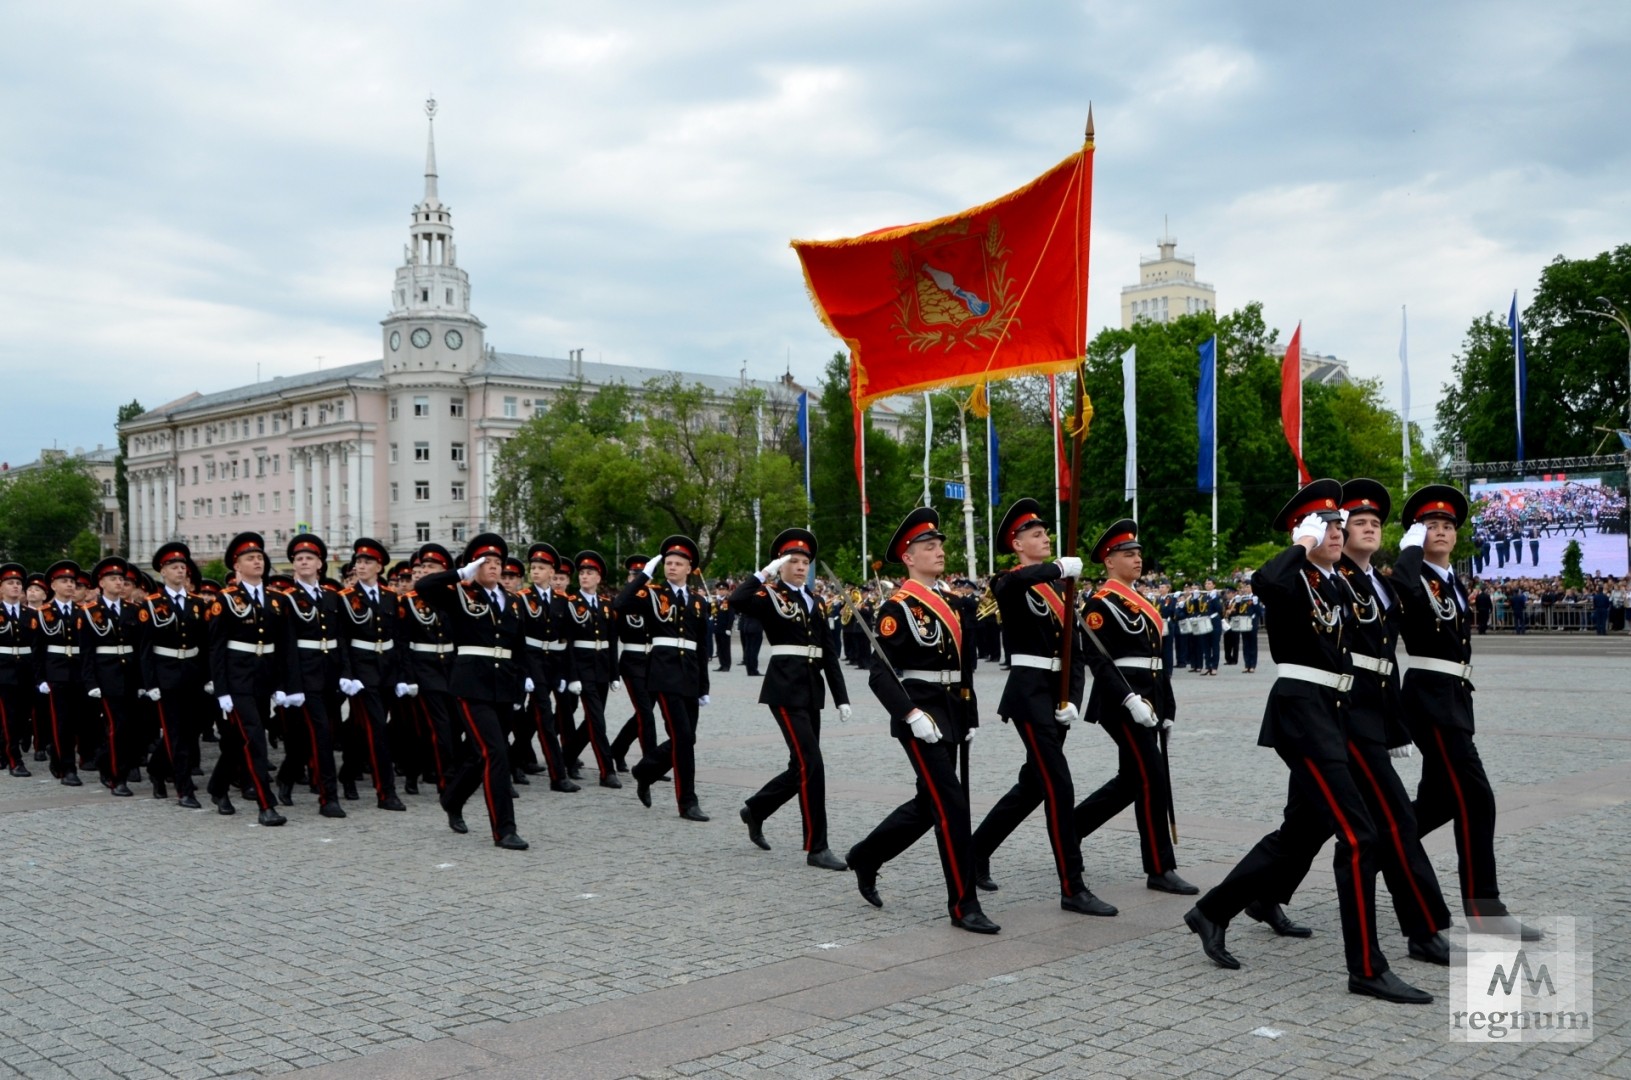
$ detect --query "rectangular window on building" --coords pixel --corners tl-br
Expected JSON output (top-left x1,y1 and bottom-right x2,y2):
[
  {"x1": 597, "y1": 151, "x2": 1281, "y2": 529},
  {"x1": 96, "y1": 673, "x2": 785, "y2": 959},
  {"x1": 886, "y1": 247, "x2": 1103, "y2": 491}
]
[
  {"x1": 102, "y1": 479, "x2": 114, "y2": 496},
  {"x1": 450, "y1": 522, "x2": 466, "y2": 543},
  {"x1": 103, "y1": 512, "x2": 115, "y2": 532},
  {"x1": 450, "y1": 442, "x2": 465, "y2": 463},
  {"x1": 389, "y1": 443, "x2": 399, "y2": 464},
  {"x1": 415, "y1": 522, "x2": 431, "y2": 543},
  {"x1": 272, "y1": 415, "x2": 281, "y2": 434},
  {"x1": 273, "y1": 492, "x2": 281, "y2": 511},
  {"x1": 413, "y1": 395, "x2": 430, "y2": 417},
  {"x1": 391, "y1": 523, "x2": 400, "y2": 544},
  {"x1": 413, "y1": 441, "x2": 430, "y2": 462},
  {"x1": 258, "y1": 493, "x2": 266, "y2": 512},
  {"x1": 205, "y1": 463, "x2": 215, "y2": 481},
  {"x1": 299, "y1": 407, "x2": 308, "y2": 427},
  {"x1": 503, "y1": 396, "x2": 518, "y2": 418},
  {"x1": 389, "y1": 399, "x2": 399, "y2": 420},
  {"x1": 272, "y1": 454, "x2": 280, "y2": 475},
  {"x1": 390, "y1": 482, "x2": 399, "y2": 503},
  {"x1": 414, "y1": 481, "x2": 430, "y2": 501},
  {"x1": 230, "y1": 420, "x2": 238, "y2": 439},
  {"x1": 450, "y1": 483, "x2": 465, "y2": 501},
  {"x1": 257, "y1": 416, "x2": 265, "y2": 435},
  {"x1": 450, "y1": 397, "x2": 464, "y2": 417},
  {"x1": 336, "y1": 402, "x2": 345, "y2": 421}
]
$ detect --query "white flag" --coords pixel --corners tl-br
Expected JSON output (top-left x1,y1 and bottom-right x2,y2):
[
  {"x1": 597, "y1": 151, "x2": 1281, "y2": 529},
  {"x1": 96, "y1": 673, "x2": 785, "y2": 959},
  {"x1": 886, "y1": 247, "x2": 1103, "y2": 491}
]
[
  {"x1": 1122, "y1": 345, "x2": 1137, "y2": 502},
  {"x1": 1399, "y1": 307, "x2": 1411, "y2": 468}
]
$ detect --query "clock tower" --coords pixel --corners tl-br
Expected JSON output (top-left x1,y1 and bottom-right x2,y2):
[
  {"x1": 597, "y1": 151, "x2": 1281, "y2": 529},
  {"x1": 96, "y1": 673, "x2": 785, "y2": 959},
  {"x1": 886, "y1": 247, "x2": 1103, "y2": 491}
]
[{"x1": 382, "y1": 97, "x2": 485, "y2": 373}]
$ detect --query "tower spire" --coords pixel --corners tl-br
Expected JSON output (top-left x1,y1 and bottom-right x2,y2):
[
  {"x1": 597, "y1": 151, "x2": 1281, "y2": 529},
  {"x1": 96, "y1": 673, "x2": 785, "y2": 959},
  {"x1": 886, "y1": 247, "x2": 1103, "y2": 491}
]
[{"x1": 423, "y1": 95, "x2": 440, "y2": 206}]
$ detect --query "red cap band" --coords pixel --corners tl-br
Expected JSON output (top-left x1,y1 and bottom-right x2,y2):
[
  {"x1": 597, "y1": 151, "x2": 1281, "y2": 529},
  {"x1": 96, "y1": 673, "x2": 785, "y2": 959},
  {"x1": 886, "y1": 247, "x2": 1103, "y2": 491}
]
[
  {"x1": 471, "y1": 544, "x2": 503, "y2": 561},
  {"x1": 1004, "y1": 513, "x2": 1044, "y2": 548}
]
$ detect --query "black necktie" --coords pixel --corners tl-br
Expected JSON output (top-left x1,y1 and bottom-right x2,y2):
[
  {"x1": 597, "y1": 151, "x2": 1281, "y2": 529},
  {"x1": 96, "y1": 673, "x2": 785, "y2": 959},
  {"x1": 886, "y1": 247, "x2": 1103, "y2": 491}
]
[{"x1": 490, "y1": 590, "x2": 502, "y2": 609}]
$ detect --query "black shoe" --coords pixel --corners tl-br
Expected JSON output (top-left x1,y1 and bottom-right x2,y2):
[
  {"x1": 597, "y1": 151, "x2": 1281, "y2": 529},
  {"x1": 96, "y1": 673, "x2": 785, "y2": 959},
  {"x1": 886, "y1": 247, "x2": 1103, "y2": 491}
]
[
  {"x1": 378, "y1": 795, "x2": 406, "y2": 811},
  {"x1": 1470, "y1": 914, "x2": 1544, "y2": 942},
  {"x1": 1348, "y1": 970, "x2": 1433, "y2": 1004},
  {"x1": 9, "y1": 765, "x2": 30, "y2": 778},
  {"x1": 34, "y1": 750, "x2": 47, "y2": 762},
  {"x1": 276, "y1": 782, "x2": 294, "y2": 806},
  {"x1": 62, "y1": 772, "x2": 83, "y2": 787},
  {"x1": 740, "y1": 805, "x2": 770, "y2": 850},
  {"x1": 614, "y1": 757, "x2": 628, "y2": 774},
  {"x1": 1244, "y1": 900, "x2": 1312, "y2": 938},
  {"x1": 636, "y1": 781, "x2": 651, "y2": 808},
  {"x1": 214, "y1": 795, "x2": 236, "y2": 816},
  {"x1": 110, "y1": 783, "x2": 133, "y2": 797},
  {"x1": 129, "y1": 768, "x2": 142, "y2": 782},
  {"x1": 975, "y1": 865, "x2": 999, "y2": 892},
  {"x1": 747, "y1": 670, "x2": 761, "y2": 677},
  {"x1": 1184, "y1": 905, "x2": 1240, "y2": 970},
  {"x1": 952, "y1": 911, "x2": 1001, "y2": 934},
  {"x1": 599, "y1": 774, "x2": 623, "y2": 789},
  {"x1": 342, "y1": 780, "x2": 359, "y2": 801},
  {"x1": 495, "y1": 831, "x2": 529, "y2": 850},
  {"x1": 178, "y1": 793, "x2": 202, "y2": 809},
  {"x1": 1408, "y1": 933, "x2": 1451, "y2": 965},
  {"x1": 1147, "y1": 870, "x2": 1200, "y2": 895},
  {"x1": 151, "y1": 780, "x2": 167, "y2": 799},
  {"x1": 521, "y1": 763, "x2": 547, "y2": 775},
  {"x1": 440, "y1": 797, "x2": 468, "y2": 834},
  {"x1": 550, "y1": 778, "x2": 581, "y2": 793},
  {"x1": 850, "y1": 859, "x2": 883, "y2": 908},
  {"x1": 680, "y1": 804, "x2": 710, "y2": 822},
  {"x1": 257, "y1": 807, "x2": 286, "y2": 826},
  {"x1": 403, "y1": 778, "x2": 419, "y2": 795},
  {"x1": 807, "y1": 848, "x2": 847, "y2": 871},
  {"x1": 511, "y1": 769, "x2": 531, "y2": 786},
  {"x1": 319, "y1": 802, "x2": 347, "y2": 819},
  {"x1": 1061, "y1": 890, "x2": 1118, "y2": 916}
]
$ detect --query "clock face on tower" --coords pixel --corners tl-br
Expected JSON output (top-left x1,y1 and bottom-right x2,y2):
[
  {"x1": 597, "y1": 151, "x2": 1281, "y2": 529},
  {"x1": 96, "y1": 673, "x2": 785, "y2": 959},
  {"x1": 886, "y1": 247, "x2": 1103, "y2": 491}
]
[
  {"x1": 410, "y1": 328, "x2": 432, "y2": 349},
  {"x1": 389, "y1": 330, "x2": 401, "y2": 351},
  {"x1": 445, "y1": 329, "x2": 464, "y2": 350}
]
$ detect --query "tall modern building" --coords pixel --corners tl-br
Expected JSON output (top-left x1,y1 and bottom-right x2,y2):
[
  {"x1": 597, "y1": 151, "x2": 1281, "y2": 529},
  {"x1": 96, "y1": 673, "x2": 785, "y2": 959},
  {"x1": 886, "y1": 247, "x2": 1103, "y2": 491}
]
[
  {"x1": 120, "y1": 100, "x2": 799, "y2": 567},
  {"x1": 1119, "y1": 229, "x2": 1216, "y2": 328}
]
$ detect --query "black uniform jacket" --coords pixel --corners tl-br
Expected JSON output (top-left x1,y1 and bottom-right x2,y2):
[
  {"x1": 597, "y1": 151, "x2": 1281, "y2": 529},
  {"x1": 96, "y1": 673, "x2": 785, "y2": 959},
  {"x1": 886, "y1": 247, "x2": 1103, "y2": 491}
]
[
  {"x1": 33, "y1": 602, "x2": 82, "y2": 685},
  {"x1": 1251, "y1": 543, "x2": 1352, "y2": 758},
  {"x1": 515, "y1": 585, "x2": 555, "y2": 691},
  {"x1": 1080, "y1": 579, "x2": 1171, "y2": 725},
  {"x1": 729, "y1": 576, "x2": 847, "y2": 711},
  {"x1": 136, "y1": 590, "x2": 210, "y2": 693},
  {"x1": 613, "y1": 574, "x2": 708, "y2": 698},
  {"x1": 415, "y1": 570, "x2": 526, "y2": 706},
  {"x1": 991, "y1": 562, "x2": 1084, "y2": 724},
  {"x1": 613, "y1": 587, "x2": 651, "y2": 684},
  {"x1": 336, "y1": 585, "x2": 403, "y2": 689},
  {"x1": 869, "y1": 580, "x2": 977, "y2": 742},
  {"x1": 1333, "y1": 555, "x2": 1409, "y2": 748},
  {"x1": 208, "y1": 585, "x2": 297, "y2": 699},
  {"x1": 277, "y1": 581, "x2": 344, "y2": 697},
  {"x1": 557, "y1": 590, "x2": 618, "y2": 685},
  {"x1": 79, "y1": 597, "x2": 141, "y2": 697},
  {"x1": 397, "y1": 587, "x2": 454, "y2": 695},
  {"x1": 0, "y1": 603, "x2": 38, "y2": 687},
  {"x1": 1389, "y1": 546, "x2": 1476, "y2": 732}
]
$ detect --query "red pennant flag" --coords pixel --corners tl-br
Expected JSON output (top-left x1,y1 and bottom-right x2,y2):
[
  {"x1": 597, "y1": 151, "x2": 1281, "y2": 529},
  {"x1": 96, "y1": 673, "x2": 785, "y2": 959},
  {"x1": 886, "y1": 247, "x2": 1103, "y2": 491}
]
[
  {"x1": 1282, "y1": 322, "x2": 1311, "y2": 484},
  {"x1": 793, "y1": 144, "x2": 1093, "y2": 407}
]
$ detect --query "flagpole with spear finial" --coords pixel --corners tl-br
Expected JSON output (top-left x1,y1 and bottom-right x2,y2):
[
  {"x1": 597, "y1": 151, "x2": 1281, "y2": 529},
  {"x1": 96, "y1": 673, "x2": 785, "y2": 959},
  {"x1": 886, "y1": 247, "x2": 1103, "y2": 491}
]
[{"x1": 1058, "y1": 105, "x2": 1095, "y2": 713}]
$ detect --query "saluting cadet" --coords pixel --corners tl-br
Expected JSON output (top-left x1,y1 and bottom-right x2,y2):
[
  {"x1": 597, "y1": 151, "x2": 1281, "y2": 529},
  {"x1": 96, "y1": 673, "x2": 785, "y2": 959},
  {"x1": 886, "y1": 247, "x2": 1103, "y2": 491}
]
[
  {"x1": 275, "y1": 533, "x2": 346, "y2": 817},
  {"x1": 845, "y1": 508, "x2": 997, "y2": 935},
  {"x1": 35, "y1": 561, "x2": 86, "y2": 785},
  {"x1": 135, "y1": 542, "x2": 211, "y2": 807},
  {"x1": 80, "y1": 557, "x2": 142, "y2": 796},
  {"x1": 416, "y1": 533, "x2": 530, "y2": 850},
  {"x1": 620, "y1": 535, "x2": 712, "y2": 821},
  {"x1": 397, "y1": 544, "x2": 459, "y2": 796},
  {"x1": 545, "y1": 556, "x2": 587, "y2": 779},
  {"x1": 518, "y1": 543, "x2": 574, "y2": 792},
  {"x1": 0, "y1": 564, "x2": 37, "y2": 776},
  {"x1": 501, "y1": 555, "x2": 541, "y2": 786},
  {"x1": 1071, "y1": 519, "x2": 1198, "y2": 897},
  {"x1": 608, "y1": 555, "x2": 658, "y2": 774},
  {"x1": 557, "y1": 550, "x2": 622, "y2": 788},
  {"x1": 206, "y1": 532, "x2": 297, "y2": 826},
  {"x1": 969, "y1": 501, "x2": 1116, "y2": 915},
  {"x1": 731, "y1": 528, "x2": 851, "y2": 871},
  {"x1": 336, "y1": 539, "x2": 407, "y2": 812},
  {"x1": 1392, "y1": 485, "x2": 1540, "y2": 940},
  {"x1": 1184, "y1": 480, "x2": 1430, "y2": 1004}
]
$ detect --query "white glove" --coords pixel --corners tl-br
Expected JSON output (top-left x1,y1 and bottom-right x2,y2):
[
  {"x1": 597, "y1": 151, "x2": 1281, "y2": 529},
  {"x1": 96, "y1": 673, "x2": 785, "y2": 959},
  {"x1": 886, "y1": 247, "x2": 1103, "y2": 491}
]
[
  {"x1": 965, "y1": 727, "x2": 977, "y2": 744},
  {"x1": 217, "y1": 695, "x2": 234, "y2": 713},
  {"x1": 557, "y1": 679, "x2": 567, "y2": 693},
  {"x1": 1160, "y1": 717, "x2": 1174, "y2": 731},
  {"x1": 203, "y1": 681, "x2": 214, "y2": 694},
  {"x1": 1054, "y1": 703, "x2": 1078, "y2": 726},
  {"x1": 838, "y1": 703, "x2": 853, "y2": 722},
  {"x1": 458, "y1": 561, "x2": 482, "y2": 582},
  {"x1": 339, "y1": 678, "x2": 362, "y2": 697},
  {"x1": 698, "y1": 694, "x2": 711, "y2": 706},
  {"x1": 1401, "y1": 522, "x2": 1427, "y2": 550},
  {"x1": 1338, "y1": 508, "x2": 1351, "y2": 527},
  {"x1": 404, "y1": 684, "x2": 418, "y2": 697},
  {"x1": 1123, "y1": 693, "x2": 1158, "y2": 728},
  {"x1": 523, "y1": 677, "x2": 535, "y2": 693},
  {"x1": 37, "y1": 682, "x2": 49, "y2": 695},
  {"x1": 145, "y1": 688, "x2": 162, "y2": 702},
  {"x1": 610, "y1": 679, "x2": 623, "y2": 695},
  {"x1": 906, "y1": 709, "x2": 941, "y2": 743},
  {"x1": 758, "y1": 555, "x2": 791, "y2": 581},
  {"x1": 1292, "y1": 513, "x2": 1328, "y2": 545},
  {"x1": 1055, "y1": 556, "x2": 1083, "y2": 579},
  {"x1": 1390, "y1": 744, "x2": 1413, "y2": 759},
  {"x1": 567, "y1": 680, "x2": 583, "y2": 695},
  {"x1": 644, "y1": 556, "x2": 662, "y2": 578},
  {"x1": 394, "y1": 683, "x2": 411, "y2": 698},
  {"x1": 87, "y1": 687, "x2": 102, "y2": 700},
  {"x1": 272, "y1": 691, "x2": 287, "y2": 708},
  {"x1": 285, "y1": 692, "x2": 306, "y2": 708}
]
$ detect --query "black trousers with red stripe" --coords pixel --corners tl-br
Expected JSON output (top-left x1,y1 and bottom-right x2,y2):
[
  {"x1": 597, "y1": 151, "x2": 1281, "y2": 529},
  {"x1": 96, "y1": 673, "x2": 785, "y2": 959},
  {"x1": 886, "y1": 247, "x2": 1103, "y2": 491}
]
[
  {"x1": 0, "y1": 684, "x2": 29, "y2": 769},
  {"x1": 609, "y1": 679, "x2": 658, "y2": 765},
  {"x1": 149, "y1": 688, "x2": 207, "y2": 797},
  {"x1": 848, "y1": 736, "x2": 980, "y2": 921},
  {"x1": 562, "y1": 681, "x2": 615, "y2": 780},
  {"x1": 42, "y1": 683, "x2": 83, "y2": 777},
  {"x1": 529, "y1": 694, "x2": 568, "y2": 782},
  {"x1": 1072, "y1": 715, "x2": 1175, "y2": 877},
  {"x1": 445, "y1": 699, "x2": 516, "y2": 841},
  {"x1": 744, "y1": 705, "x2": 829, "y2": 853},
  {"x1": 1409, "y1": 721, "x2": 1506, "y2": 919},
  {"x1": 207, "y1": 695, "x2": 278, "y2": 810},
  {"x1": 275, "y1": 695, "x2": 340, "y2": 804},
  {"x1": 415, "y1": 690, "x2": 458, "y2": 791},
  {"x1": 339, "y1": 688, "x2": 398, "y2": 800},
  {"x1": 1197, "y1": 746, "x2": 1388, "y2": 978},
  {"x1": 89, "y1": 693, "x2": 140, "y2": 786},
  {"x1": 631, "y1": 692, "x2": 700, "y2": 812},
  {"x1": 973, "y1": 716, "x2": 1086, "y2": 897}
]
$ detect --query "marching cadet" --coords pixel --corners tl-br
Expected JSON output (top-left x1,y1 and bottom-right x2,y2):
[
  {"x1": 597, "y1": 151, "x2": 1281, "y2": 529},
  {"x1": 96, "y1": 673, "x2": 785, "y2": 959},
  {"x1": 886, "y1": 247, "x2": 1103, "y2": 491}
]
[
  {"x1": 1157, "y1": 582, "x2": 1179, "y2": 677},
  {"x1": 416, "y1": 532, "x2": 530, "y2": 850},
  {"x1": 556, "y1": 549, "x2": 622, "y2": 788},
  {"x1": 547, "y1": 555, "x2": 586, "y2": 779},
  {"x1": 80, "y1": 557, "x2": 142, "y2": 796},
  {"x1": 336, "y1": 538, "x2": 407, "y2": 811},
  {"x1": 1071, "y1": 519, "x2": 1197, "y2": 897},
  {"x1": 619, "y1": 535, "x2": 712, "y2": 820},
  {"x1": 1230, "y1": 582, "x2": 1261, "y2": 673},
  {"x1": 731, "y1": 528, "x2": 851, "y2": 871},
  {"x1": 276, "y1": 533, "x2": 346, "y2": 817},
  {"x1": 711, "y1": 581, "x2": 734, "y2": 672},
  {"x1": 608, "y1": 555, "x2": 658, "y2": 775},
  {"x1": 1392, "y1": 485, "x2": 1540, "y2": 940},
  {"x1": 0, "y1": 564, "x2": 37, "y2": 776},
  {"x1": 397, "y1": 544, "x2": 459, "y2": 796},
  {"x1": 1220, "y1": 585, "x2": 1239, "y2": 666},
  {"x1": 1184, "y1": 480, "x2": 1431, "y2": 1004},
  {"x1": 206, "y1": 532, "x2": 297, "y2": 826},
  {"x1": 969, "y1": 500, "x2": 1116, "y2": 915},
  {"x1": 36, "y1": 561, "x2": 87, "y2": 785},
  {"x1": 136, "y1": 542, "x2": 211, "y2": 808},
  {"x1": 518, "y1": 543, "x2": 574, "y2": 792},
  {"x1": 845, "y1": 508, "x2": 997, "y2": 934}
]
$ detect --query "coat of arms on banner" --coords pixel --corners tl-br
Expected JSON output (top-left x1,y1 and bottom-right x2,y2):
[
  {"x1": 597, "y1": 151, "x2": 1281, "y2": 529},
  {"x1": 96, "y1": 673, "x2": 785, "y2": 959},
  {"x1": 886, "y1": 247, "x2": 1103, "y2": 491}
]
[{"x1": 892, "y1": 219, "x2": 1017, "y2": 352}]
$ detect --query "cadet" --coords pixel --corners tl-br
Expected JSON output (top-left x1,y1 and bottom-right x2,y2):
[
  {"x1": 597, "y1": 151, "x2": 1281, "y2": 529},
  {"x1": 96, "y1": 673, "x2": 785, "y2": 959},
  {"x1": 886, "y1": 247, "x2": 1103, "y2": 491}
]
[
  {"x1": 276, "y1": 533, "x2": 346, "y2": 816},
  {"x1": 80, "y1": 557, "x2": 142, "y2": 796},
  {"x1": 556, "y1": 549, "x2": 622, "y2": 788},
  {"x1": 35, "y1": 561, "x2": 85, "y2": 785},
  {"x1": 0, "y1": 564, "x2": 37, "y2": 776},
  {"x1": 518, "y1": 543, "x2": 574, "y2": 792},
  {"x1": 336, "y1": 539, "x2": 407, "y2": 811},
  {"x1": 608, "y1": 555, "x2": 658, "y2": 774},
  {"x1": 136, "y1": 542, "x2": 212, "y2": 807},
  {"x1": 398, "y1": 544, "x2": 459, "y2": 795}
]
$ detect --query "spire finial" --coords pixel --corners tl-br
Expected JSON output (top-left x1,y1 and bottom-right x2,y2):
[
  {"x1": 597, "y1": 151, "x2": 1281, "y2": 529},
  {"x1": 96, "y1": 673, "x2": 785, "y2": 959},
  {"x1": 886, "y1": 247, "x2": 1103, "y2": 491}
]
[{"x1": 423, "y1": 94, "x2": 440, "y2": 204}]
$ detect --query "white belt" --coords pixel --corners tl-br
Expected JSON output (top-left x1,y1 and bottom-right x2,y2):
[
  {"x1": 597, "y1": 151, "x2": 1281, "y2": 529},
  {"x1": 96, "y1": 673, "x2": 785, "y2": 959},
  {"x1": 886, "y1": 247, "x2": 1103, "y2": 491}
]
[
  {"x1": 459, "y1": 646, "x2": 513, "y2": 660},
  {"x1": 94, "y1": 644, "x2": 134, "y2": 656},
  {"x1": 546, "y1": 642, "x2": 568, "y2": 652},
  {"x1": 1008, "y1": 654, "x2": 1061, "y2": 672},
  {"x1": 1349, "y1": 652, "x2": 1395, "y2": 677},
  {"x1": 769, "y1": 644, "x2": 825, "y2": 661},
  {"x1": 1410, "y1": 657, "x2": 1473, "y2": 681},
  {"x1": 350, "y1": 640, "x2": 394, "y2": 653},
  {"x1": 45, "y1": 645, "x2": 78, "y2": 656},
  {"x1": 650, "y1": 636, "x2": 698, "y2": 652},
  {"x1": 153, "y1": 646, "x2": 200, "y2": 659},
  {"x1": 409, "y1": 642, "x2": 454, "y2": 654},
  {"x1": 0, "y1": 646, "x2": 27, "y2": 658},
  {"x1": 523, "y1": 637, "x2": 549, "y2": 650},
  {"x1": 619, "y1": 643, "x2": 648, "y2": 653},
  {"x1": 899, "y1": 668, "x2": 959, "y2": 686},
  {"x1": 296, "y1": 639, "x2": 336, "y2": 651},
  {"x1": 1113, "y1": 657, "x2": 1163, "y2": 672},
  {"x1": 226, "y1": 641, "x2": 276, "y2": 656},
  {"x1": 1277, "y1": 663, "x2": 1352, "y2": 692},
  {"x1": 572, "y1": 640, "x2": 609, "y2": 651}
]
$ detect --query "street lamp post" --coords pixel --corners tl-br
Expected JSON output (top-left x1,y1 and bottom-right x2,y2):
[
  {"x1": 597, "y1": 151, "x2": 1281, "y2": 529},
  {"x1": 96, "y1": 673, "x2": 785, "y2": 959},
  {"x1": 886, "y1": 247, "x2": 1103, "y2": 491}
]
[{"x1": 1581, "y1": 296, "x2": 1631, "y2": 423}]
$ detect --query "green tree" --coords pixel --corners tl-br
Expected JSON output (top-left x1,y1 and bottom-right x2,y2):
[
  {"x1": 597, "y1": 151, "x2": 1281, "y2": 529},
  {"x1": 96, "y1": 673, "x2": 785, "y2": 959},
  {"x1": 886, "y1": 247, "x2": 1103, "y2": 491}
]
[
  {"x1": 0, "y1": 456, "x2": 102, "y2": 568},
  {"x1": 808, "y1": 351, "x2": 916, "y2": 578},
  {"x1": 114, "y1": 399, "x2": 144, "y2": 555},
  {"x1": 1561, "y1": 539, "x2": 1585, "y2": 589}
]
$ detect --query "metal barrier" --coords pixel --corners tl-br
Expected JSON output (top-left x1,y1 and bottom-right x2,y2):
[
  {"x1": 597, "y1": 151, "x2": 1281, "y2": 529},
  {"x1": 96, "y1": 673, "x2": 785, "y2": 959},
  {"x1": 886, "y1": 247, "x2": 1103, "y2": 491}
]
[{"x1": 1480, "y1": 600, "x2": 1619, "y2": 632}]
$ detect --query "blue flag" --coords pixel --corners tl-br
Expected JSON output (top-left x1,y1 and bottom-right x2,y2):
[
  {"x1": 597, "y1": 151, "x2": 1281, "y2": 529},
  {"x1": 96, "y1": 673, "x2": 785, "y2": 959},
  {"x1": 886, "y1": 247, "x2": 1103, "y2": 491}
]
[
  {"x1": 796, "y1": 391, "x2": 812, "y2": 501},
  {"x1": 987, "y1": 412, "x2": 1000, "y2": 506},
  {"x1": 1509, "y1": 292, "x2": 1527, "y2": 463},
  {"x1": 1197, "y1": 336, "x2": 1217, "y2": 493}
]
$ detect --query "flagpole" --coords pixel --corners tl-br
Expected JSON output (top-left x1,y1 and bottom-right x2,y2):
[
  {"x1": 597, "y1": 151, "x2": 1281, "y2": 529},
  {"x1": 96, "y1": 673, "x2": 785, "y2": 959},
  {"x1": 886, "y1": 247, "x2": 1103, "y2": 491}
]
[
  {"x1": 1058, "y1": 105, "x2": 1094, "y2": 712},
  {"x1": 986, "y1": 409, "x2": 996, "y2": 577},
  {"x1": 1051, "y1": 374, "x2": 1062, "y2": 532},
  {"x1": 1400, "y1": 305, "x2": 1412, "y2": 490},
  {"x1": 1211, "y1": 337, "x2": 1219, "y2": 572}
]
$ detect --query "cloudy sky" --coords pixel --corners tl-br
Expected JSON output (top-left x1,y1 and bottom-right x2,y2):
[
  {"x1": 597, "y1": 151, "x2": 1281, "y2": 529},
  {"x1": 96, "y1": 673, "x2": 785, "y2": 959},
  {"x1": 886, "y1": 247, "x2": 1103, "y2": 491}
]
[{"x1": 4, "y1": 0, "x2": 1627, "y2": 466}]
